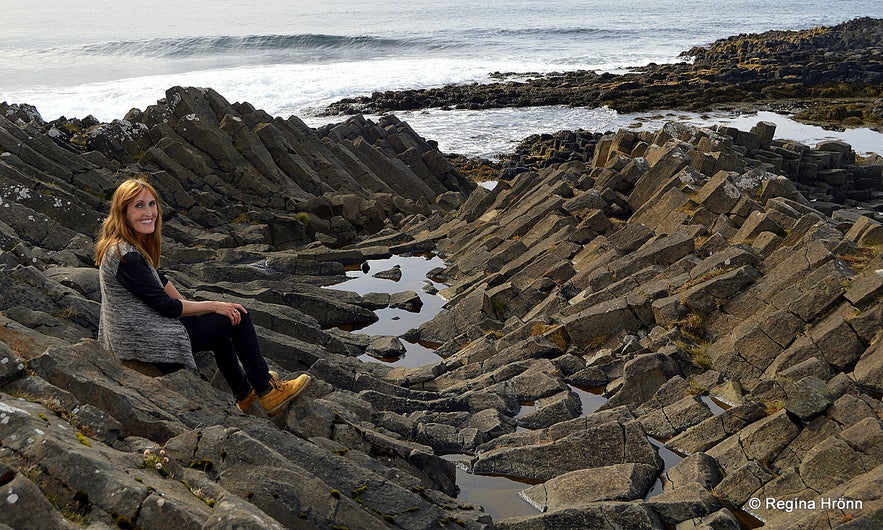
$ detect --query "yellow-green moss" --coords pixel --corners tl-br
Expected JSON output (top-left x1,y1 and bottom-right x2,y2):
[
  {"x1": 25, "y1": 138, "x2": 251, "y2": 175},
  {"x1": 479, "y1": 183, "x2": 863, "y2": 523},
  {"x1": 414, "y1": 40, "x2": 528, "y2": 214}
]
[{"x1": 351, "y1": 484, "x2": 369, "y2": 498}]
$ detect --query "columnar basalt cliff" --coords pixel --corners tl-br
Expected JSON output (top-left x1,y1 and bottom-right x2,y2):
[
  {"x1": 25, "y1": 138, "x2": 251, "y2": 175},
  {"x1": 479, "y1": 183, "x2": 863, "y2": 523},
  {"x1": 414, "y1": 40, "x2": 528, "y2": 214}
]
[
  {"x1": 0, "y1": 87, "x2": 487, "y2": 530},
  {"x1": 395, "y1": 119, "x2": 883, "y2": 528},
  {"x1": 0, "y1": 84, "x2": 882, "y2": 530}
]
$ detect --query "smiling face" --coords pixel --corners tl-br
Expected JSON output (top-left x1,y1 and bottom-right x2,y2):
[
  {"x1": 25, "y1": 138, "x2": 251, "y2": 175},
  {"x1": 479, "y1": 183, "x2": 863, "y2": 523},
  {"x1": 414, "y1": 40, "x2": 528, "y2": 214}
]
[{"x1": 124, "y1": 187, "x2": 158, "y2": 238}]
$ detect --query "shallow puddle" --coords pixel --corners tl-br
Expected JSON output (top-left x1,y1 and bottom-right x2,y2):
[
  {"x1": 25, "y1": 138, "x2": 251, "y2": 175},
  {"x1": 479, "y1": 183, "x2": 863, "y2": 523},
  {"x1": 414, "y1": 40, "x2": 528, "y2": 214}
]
[
  {"x1": 700, "y1": 395, "x2": 728, "y2": 415},
  {"x1": 442, "y1": 454, "x2": 541, "y2": 520},
  {"x1": 326, "y1": 254, "x2": 449, "y2": 368},
  {"x1": 644, "y1": 437, "x2": 686, "y2": 500},
  {"x1": 569, "y1": 384, "x2": 607, "y2": 415},
  {"x1": 515, "y1": 401, "x2": 537, "y2": 419}
]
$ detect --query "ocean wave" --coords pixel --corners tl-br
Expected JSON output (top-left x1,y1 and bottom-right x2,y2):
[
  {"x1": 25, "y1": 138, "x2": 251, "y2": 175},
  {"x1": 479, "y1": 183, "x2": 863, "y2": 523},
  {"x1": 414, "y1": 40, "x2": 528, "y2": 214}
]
[
  {"x1": 469, "y1": 27, "x2": 631, "y2": 39},
  {"x1": 74, "y1": 34, "x2": 437, "y2": 58},
  {"x1": 69, "y1": 27, "x2": 630, "y2": 59}
]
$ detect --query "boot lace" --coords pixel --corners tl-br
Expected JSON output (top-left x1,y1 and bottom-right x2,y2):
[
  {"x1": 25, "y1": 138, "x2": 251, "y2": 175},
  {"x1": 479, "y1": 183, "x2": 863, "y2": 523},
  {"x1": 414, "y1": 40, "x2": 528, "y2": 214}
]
[{"x1": 268, "y1": 373, "x2": 284, "y2": 390}]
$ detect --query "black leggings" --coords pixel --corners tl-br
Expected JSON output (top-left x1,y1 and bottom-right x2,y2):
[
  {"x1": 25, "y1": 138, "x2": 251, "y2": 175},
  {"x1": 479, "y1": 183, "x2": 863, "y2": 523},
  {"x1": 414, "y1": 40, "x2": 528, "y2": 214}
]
[{"x1": 180, "y1": 310, "x2": 271, "y2": 400}]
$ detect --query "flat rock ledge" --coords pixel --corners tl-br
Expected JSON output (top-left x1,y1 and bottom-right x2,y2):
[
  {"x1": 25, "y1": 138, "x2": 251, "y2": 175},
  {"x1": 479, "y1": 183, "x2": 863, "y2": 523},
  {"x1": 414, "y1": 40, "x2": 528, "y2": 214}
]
[{"x1": 1, "y1": 84, "x2": 882, "y2": 530}]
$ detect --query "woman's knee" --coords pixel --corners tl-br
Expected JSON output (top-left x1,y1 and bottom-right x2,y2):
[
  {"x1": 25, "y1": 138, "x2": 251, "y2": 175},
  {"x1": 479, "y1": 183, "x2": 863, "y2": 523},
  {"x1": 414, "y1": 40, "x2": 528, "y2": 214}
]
[{"x1": 237, "y1": 309, "x2": 255, "y2": 329}]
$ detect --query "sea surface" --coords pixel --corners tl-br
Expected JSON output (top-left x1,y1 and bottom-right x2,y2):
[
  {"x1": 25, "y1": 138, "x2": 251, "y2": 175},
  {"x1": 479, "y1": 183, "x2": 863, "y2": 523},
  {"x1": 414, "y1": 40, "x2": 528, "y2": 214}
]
[{"x1": 2, "y1": 0, "x2": 881, "y2": 157}]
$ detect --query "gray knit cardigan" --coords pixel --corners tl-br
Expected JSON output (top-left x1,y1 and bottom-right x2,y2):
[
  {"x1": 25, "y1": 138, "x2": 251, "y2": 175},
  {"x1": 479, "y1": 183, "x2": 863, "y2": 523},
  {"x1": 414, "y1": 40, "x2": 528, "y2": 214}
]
[{"x1": 98, "y1": 242, "x2": 196, "y2": 368}]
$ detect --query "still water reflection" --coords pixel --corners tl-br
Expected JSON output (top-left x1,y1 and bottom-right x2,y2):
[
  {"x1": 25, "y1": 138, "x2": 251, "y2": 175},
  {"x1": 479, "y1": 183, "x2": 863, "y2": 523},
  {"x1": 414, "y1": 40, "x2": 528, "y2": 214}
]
[
  {"x1": 442, "y1": 454, "x2": 541, "y2": 520},
  {"x1": 330, "y1": 254, "x2": 448, "y2": 368}
]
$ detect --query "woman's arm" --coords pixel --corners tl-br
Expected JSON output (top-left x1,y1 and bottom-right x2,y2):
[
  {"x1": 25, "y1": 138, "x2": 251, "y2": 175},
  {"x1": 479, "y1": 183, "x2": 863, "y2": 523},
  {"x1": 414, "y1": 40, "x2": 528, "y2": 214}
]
[
  {"x1": 163, "y1": 280, "x2": 185, "y2": 301},
  {"x1": 117, "y1": 252, "x2": 246, "y2": 325},
  {"x1": 164, "y1": 279, "x2": 247, "y2": 325},
  {"x1": 117, "y1": 254, "x2": 183, "y2": 319}
]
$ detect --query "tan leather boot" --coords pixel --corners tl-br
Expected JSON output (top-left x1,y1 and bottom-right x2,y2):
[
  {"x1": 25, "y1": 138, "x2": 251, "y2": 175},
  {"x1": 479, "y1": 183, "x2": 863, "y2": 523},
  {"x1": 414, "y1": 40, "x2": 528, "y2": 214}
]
[
  {"x1": 258, "y1": 373, "x2": 311, "y2": 416},
  {"x1": 236, "y1": 371, "x2": 278, "y2": 413}
]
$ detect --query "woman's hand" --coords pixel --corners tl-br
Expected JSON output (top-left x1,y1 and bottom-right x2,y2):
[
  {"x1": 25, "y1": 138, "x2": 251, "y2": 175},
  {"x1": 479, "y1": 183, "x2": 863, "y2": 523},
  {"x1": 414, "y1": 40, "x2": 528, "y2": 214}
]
[
  {"x1": 177, "y1": 294, "x2": 248, "y2": 323},
  {"x1": 214, "y1": 301, "x2": 248, "y2": 325}
]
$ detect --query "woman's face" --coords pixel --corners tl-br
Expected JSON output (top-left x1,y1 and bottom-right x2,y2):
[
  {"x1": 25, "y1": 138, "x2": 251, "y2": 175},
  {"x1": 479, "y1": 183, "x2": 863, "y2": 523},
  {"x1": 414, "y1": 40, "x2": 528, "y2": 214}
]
[{"x1": 125, "y1": 187, "x2": 158, "y2": 238}]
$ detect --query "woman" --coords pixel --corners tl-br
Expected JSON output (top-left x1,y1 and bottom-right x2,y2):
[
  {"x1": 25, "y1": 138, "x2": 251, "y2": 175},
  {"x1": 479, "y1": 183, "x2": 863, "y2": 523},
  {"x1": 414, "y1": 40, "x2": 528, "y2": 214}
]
[{"x1": 95, "y1": 177, "x2": 309, "y2": 416}]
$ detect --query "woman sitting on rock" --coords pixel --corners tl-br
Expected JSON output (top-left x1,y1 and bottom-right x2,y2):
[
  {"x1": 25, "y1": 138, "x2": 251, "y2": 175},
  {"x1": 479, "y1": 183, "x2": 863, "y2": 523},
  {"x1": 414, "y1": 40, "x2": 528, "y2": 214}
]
[{"x1": 94, "y1": 177, "x2": 309, "y2": 416}]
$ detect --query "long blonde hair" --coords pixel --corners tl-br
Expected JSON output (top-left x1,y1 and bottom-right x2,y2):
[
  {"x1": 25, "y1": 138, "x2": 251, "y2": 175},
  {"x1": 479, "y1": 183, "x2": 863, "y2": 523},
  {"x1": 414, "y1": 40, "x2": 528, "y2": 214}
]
[{"x1": 94, "y1": 178, "x2": 164, "y2": 268}]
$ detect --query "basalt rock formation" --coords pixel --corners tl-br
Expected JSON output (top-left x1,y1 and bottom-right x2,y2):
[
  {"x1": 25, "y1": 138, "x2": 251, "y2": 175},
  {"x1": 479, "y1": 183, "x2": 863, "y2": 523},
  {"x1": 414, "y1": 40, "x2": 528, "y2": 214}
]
[
  {"x1": 396, "y1": 119, "x2": 883, "y2": 528},
  {"x1": 0, "y1": 87, "x2": 487, "y2": 530},
  {"x1": 1, "y1": 84, "x2": 883, "y2": 530},
  {"x1": 324, "y1": 17, "x2": 883, "y2": 132}
]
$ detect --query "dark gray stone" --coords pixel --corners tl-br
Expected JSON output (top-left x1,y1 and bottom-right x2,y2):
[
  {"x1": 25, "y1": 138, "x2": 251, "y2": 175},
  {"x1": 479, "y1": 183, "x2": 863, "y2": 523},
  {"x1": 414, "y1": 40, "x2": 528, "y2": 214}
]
[
  {"x1": 495, "y1": 502, "x2": 663, "y2": 530},
  {"x1": 521, "y1": 463, "x2": 658, "y2": 511},
  {"x1": 389, "y1": 290, "x2": 423, "y2": 312},
  {"x1": 373, "y1": 264, "x2": 403, "y2": 281},
  {"x1": 605, "y1": 353, "x2": 683, "y2": 410},
  {"x1": 473, "y1": 419, "x2": 662, "y2": 481},
  {"x1": 646, "y1": 482, "x2": 721, "y2": 525},
  {"x1": 784, "y1": 375, "x2": 834, "y2": 420}
]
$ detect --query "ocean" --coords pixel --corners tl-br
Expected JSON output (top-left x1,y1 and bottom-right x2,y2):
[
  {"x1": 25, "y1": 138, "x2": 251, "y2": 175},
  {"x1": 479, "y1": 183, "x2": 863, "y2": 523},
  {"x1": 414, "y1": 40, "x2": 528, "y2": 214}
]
[{"x1": 3, "y1": 0, "x2": 882, "y2": 158}]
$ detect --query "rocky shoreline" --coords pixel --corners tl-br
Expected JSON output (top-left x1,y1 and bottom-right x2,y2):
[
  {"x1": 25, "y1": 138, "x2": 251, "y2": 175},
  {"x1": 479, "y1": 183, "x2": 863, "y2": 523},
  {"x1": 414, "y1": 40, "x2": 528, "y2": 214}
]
[
  {"x1": 0, "y1": 28, "x2": 882, "y2": 530},
  {"x1": 324, "y1": 17, "x2": 883, "y2": 133}
]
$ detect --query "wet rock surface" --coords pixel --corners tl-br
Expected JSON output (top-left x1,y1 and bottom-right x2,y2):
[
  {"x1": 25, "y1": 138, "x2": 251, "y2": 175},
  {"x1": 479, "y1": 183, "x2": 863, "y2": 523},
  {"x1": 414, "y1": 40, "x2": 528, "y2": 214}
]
[{"x1": 1, "y1": 58, "x2": 883, "y2": 530}]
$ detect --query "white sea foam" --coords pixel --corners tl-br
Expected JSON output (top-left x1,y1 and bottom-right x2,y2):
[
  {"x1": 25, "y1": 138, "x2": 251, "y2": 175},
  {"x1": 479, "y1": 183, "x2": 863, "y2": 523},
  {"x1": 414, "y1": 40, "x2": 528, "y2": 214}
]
[
  {"x1": 2, "y1": 0, "x2": 880, "y2": 159},
  {"x1": 4, "y1": 57, "x2": 578, "y2": 123},
  {"x1": 306, "y1": 107, "x2": 883, "y2": 159}
]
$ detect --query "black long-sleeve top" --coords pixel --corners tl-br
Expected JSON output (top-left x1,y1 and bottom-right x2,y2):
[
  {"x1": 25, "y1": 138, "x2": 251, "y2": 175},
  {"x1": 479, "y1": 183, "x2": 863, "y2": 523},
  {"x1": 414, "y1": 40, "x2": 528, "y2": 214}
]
[{"x1": 115, "y1": 250, "x2": 183, "y2": 318}]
